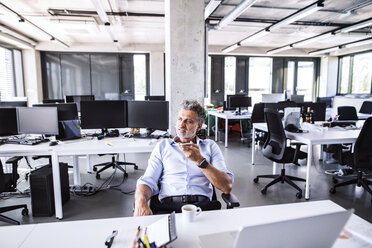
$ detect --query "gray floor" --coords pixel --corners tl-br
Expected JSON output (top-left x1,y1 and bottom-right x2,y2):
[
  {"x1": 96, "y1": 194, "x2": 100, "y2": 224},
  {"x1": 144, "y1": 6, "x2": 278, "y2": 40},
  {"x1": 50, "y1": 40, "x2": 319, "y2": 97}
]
[{"x1": 1, "y1": 133, "x2": 372, "y2": 226}]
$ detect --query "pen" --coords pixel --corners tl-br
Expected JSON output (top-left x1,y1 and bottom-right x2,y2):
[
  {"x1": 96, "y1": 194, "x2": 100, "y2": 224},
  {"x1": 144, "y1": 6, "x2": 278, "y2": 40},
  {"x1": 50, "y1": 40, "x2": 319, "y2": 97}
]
[
  {"x1": 105, "y1": 230, "x2": 118, "y2": 248},
  {"x1": 143, "y1": 228, "x2": 150, "y2": 248},
  {"x1": 132, "y1": 226, "x2": 141, "y2": 248}
]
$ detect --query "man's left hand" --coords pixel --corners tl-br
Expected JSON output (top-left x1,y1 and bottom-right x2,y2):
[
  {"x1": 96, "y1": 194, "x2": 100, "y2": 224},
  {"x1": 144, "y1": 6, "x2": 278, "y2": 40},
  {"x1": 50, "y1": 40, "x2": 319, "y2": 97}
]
[{"x1": 178, "y1": 142, "x2": 204, "y2": 165}]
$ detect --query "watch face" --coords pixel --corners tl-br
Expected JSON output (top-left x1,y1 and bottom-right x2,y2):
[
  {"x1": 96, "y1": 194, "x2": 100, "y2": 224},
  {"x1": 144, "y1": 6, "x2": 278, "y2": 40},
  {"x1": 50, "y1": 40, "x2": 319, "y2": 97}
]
[{"x1": 199, "y1": 159, "x2": 208, "y2": 168}]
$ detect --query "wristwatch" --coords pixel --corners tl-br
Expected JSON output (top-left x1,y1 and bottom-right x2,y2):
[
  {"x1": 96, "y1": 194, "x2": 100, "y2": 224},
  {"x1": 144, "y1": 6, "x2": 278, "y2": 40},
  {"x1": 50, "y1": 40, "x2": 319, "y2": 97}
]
[{"x1": 198, "y1": 158, "x2": 209, "y2": 169}]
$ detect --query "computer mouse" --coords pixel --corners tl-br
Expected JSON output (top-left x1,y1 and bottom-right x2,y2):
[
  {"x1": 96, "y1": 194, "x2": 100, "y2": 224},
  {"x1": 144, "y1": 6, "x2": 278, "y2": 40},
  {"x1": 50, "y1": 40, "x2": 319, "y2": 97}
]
[{"x1": 49, "y1": 141, "x2": 58, "y2": 146}]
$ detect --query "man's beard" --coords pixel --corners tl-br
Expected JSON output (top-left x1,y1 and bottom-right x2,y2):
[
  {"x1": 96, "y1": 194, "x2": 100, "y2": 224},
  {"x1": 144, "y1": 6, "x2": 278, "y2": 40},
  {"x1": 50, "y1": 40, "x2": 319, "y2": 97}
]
[{"x1": 176, "y1": 126, "x2": 196, "y2": 140}]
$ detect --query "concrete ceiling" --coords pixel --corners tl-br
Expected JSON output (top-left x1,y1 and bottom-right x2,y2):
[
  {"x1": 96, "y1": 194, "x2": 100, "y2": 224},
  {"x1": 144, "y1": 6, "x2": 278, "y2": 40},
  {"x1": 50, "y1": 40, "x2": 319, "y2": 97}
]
[{"x1": 0, "y1": 0, "x2": 371, "y2": 56}]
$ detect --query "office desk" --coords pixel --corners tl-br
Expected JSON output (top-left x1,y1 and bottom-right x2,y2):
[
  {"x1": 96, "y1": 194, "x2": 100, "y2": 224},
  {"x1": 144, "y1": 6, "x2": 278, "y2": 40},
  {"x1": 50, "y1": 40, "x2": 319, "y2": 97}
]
[
  {"x1": 0, "y1": 137, "x2": 157, "y2": 220},
  {"x1": 1, "y1": 200, "x2": 371, "y2": 248},
  {"x1": 207, "y1": 110, "x2": 251, "y2": 148},
  {"x1": 251, "y1": 123, "x2": 361, "y2": 199}
]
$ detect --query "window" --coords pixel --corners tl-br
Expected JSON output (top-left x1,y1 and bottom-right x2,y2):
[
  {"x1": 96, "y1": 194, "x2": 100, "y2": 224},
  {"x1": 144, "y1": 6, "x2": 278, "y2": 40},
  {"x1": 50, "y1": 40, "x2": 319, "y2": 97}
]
[
  {"x1": 297, "y1": 61, "x2": 314, "y2": 101},
  {"x1": 249, "y1": 57, "x2": 272, "y2": 106},
  {"x1": 338, "y1": 51, "x2": 372, "y2": 95},
  {"x1": 224, "y1": 56, "x2": 236, "y2": 99},
  {"x1": 0, "y1": 46, "x2": 24, "y2": 100},
  {"x1": 134, "y1": 54, "x2": 147, "y2": 100}
]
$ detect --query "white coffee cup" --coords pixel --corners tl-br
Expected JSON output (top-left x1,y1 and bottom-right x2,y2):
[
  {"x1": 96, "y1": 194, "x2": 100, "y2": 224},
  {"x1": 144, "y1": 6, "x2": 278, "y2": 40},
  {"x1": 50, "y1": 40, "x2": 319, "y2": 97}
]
[{"x1": 182, "y1": 204, "x2": 202, "y2": 222}]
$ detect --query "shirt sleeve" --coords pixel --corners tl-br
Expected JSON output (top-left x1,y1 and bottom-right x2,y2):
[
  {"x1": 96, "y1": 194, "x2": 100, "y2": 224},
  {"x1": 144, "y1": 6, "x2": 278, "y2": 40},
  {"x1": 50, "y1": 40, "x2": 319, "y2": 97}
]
[
  {"x1": 136, "y1": 141, "x2": 164, "y2": 196},
  {"x1": 209, "y1": 141, "x2": 234, "y2": 182}
]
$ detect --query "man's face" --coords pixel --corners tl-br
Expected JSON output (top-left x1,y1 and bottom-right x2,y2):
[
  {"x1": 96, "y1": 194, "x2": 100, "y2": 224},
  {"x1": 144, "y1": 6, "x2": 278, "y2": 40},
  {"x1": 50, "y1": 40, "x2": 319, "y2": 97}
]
[{"x1": 176, "y1": 109, "x2": 202, "y2": 140}]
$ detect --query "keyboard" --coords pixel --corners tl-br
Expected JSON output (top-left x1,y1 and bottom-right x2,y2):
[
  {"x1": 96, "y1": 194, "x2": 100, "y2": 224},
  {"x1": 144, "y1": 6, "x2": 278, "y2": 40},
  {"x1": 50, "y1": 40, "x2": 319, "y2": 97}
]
[
  {"x1": 330, "y1": 121, "x2": 356, "y2": 127},
  {"x1": 5, "y1": 138, "x2": 43, "y2": 145}
]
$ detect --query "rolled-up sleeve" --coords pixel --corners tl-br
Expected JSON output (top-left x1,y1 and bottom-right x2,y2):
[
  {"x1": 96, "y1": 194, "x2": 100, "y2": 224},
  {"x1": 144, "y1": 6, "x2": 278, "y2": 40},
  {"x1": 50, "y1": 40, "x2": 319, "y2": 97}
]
[
  {"x1": 136, "y1": 142, "x2": 164, "y2": 195},
  {"x1": 209, "y1": 141, "x2": 234, "y2": 182}
]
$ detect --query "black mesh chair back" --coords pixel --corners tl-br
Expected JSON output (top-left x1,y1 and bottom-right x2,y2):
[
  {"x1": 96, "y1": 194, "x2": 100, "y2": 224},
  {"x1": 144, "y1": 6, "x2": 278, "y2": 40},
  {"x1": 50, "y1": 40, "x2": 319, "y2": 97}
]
[
  {"x1": 353, "y1": 117, "x2": 372, "y2": 170},
  {"x1": 251, "y1": 103, "x2": 265, "y2": 123},
  {"x1": 338, "y1": 106, "x2": 358, "y2": 120},
  {"x1": 359, "y1": 101, "x2": 372, "y2": 114},
  {"x1": 277, "y1": 101, "x2": 298, "y2": 111},
  {"x1": 262, "y1": 108, "x2": 286, "y2": 161}
]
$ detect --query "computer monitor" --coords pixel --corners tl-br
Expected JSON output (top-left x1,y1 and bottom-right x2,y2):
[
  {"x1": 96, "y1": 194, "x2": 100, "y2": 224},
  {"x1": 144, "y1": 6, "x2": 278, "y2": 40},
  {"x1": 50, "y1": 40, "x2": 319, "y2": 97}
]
[
  {"x1": 66, "y1": 95, "x2": 95, "y2": 112},
  {"x1": 80, "y1": 100, "x2": 127, "y2": 131},
  {"x1": 0, "y1": 101, "x2": 27, "y2": 107},
  {"x1": 33, "y1": 103, "x2": 78, "y2": 121},
  {"x1": 43, "y1": 99, "x2": 65, "y2": 104},
  {"x1": 127, "y1": 100, "x2": 169, "y2": 131},
  {"x1": 145, "y1": 95, "x2": 166, "y2": 101},
  {"x1": 290, "y1": 95, "x2": 305, "y2": 103},
  {"x1": 261, "y1": 93, "x2": 285, "y2": 103},
  {"x1": 228, "y1": 95, "x2": 251, "y2": 115},
  {"x1": 317, "y1": 96, "x2": 333, "y2": 108},
  {"x1": 0, "y1": 108, "x2": 18, "y2": 136},
  {"x1": 17, "y1": 107, "x2": 59, "y2": 135}
]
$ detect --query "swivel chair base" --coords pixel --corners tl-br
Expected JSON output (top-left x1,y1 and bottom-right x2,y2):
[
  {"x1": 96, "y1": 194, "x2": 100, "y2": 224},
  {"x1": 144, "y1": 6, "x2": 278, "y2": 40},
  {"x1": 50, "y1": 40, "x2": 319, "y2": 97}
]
[
  {"x1": 93, "y1": 155, "x2": 138, "y2": 179},
  {"x1": 254, "y1": 167, "x2": 305, "y2": 199},
  {"x1": 0, "y1": 204, "x2": 29, "y2": 225}
]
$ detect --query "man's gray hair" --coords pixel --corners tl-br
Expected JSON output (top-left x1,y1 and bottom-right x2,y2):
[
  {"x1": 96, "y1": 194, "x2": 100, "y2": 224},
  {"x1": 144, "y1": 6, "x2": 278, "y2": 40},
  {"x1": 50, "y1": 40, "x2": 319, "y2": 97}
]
[{"x1": 181, "y1": 100, "x2": 206, "y2": 124}]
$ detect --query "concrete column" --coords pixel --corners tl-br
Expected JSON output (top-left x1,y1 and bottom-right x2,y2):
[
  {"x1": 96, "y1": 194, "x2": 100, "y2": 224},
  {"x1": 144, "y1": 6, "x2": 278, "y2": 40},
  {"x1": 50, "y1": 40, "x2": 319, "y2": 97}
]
[
  {"x1": 150, "y1": 51, "x2": 165, "y2": 95},
  {"x1": 165, "y1": 0, "x2": 205, "y2": 135},
  {"x1": 22, "y1": 49, "x2": 42, "y2": 105}
]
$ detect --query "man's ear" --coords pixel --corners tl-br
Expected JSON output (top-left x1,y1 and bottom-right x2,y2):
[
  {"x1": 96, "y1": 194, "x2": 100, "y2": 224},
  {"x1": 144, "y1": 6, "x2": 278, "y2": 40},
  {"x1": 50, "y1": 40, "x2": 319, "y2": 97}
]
[{"x1": 197, "y1": 122, "x2": 202, "y2": 131}]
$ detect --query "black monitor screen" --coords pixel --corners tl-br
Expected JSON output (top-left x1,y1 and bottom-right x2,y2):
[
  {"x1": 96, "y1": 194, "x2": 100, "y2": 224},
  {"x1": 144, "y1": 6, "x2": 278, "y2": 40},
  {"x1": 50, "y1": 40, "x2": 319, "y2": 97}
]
[
  {"x1": 43, "y1": 99, "x2": 65, "y2": 104},
  {"x1": 66, "y1": 95, "x2": 95, "y2": 111},
  {"x1": 317, "y1": 97, "x2": 333, "y2": 108},
  {"x1": 145, "y1": 95, "x2": 165, "y2": 101},
  {"x1": 17, "y1": 107, "x2": 59, "y2": 135},
  {"x1": 0, "y1": 108, "x2": 18, "y2": 136},
  {"x1": 80, "y1": 100, "x2": 127, "y2": 129},
  {"x1": 0, "y1": 101, "x2": 27, "y2": 107},
  {"x1": 33, "y1": 103, "x2": 78, "y2": 121},
  {"x1": 128, "y1": 101, "x2": 169, "y2": 130},
  {"x1": 228, "y1": 96, "x2": 251, "y2": 109}
]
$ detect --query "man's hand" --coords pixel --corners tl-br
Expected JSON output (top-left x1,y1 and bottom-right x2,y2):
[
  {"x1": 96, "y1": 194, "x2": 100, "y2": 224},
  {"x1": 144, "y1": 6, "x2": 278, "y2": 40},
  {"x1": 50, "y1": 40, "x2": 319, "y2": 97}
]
[
  {"x1": 178, "y1": 142, "x2": 204, "y2": 165},
  {"x1": 134, "y1": 198, "x2": 153, "y2": 216}
]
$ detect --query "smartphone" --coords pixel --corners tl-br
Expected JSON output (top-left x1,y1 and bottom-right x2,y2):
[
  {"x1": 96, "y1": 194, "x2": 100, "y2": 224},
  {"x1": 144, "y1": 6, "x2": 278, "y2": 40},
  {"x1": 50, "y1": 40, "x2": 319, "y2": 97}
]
[{"x1": 179, "y1": 142, "x2": 193, "y2": 146}]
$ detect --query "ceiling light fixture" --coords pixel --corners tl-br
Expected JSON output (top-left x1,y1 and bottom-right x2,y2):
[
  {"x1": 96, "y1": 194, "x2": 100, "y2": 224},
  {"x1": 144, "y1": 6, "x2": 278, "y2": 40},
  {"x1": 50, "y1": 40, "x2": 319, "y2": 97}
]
[
  {"x1": 269, "y1": 0, "x2": 324, "y2": 30},
  {"x1": 50, "y1": 37, "x2": 69, "y2": 49},
  {"x1": 343, "y1": 38, "x2": 372, "y2": 48},
  {"x1": 266, "y1": 45, "x2": 293, "y2": 55},
  {"x1": 0, "y1": 24, "x2": 37, "y2": 46},
  {"x1": 90, "y1": 0, "x2": 110, "y2": 25},
  {"x1": 339, "y1": 18, "x2": 372, "y2": 33},
  {"x1": 0, "y1": 32, "x2": 34, "y2": 49},
  {"x1": 308, "y1": 46, "x2": 339, "y2": 56},
  {"x1": 114, "y1": 40, "x2": 121, "y2": 51},
  {"x1": 239, "y1": 29, "x2": 270, "y2": 45},
  {"x1": 215, "y1": 0, "x2": 257, "y2": 30},
  {"x1": 292, "y1": 32, "x2": 335, "y2": 47},
  {"x1": 205, "y1": 0, "x2": 221, "y2": 20},
  {"x1": 221, "y1": 43, "x2": 240, "y2": 53}
]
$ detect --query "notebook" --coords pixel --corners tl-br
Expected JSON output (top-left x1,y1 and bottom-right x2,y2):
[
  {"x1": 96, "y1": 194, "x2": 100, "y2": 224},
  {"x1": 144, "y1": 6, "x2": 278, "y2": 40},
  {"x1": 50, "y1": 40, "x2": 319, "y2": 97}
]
[{"x1": 199, "y1": 209, "x2": 352, "y2": 248}]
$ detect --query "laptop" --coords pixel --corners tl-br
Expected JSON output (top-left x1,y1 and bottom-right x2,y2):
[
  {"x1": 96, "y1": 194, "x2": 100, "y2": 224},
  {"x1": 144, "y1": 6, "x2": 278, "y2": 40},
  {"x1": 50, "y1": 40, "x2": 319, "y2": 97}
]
[{"x1": 199, "y1": 209, "x2": 352, "y2": 248}]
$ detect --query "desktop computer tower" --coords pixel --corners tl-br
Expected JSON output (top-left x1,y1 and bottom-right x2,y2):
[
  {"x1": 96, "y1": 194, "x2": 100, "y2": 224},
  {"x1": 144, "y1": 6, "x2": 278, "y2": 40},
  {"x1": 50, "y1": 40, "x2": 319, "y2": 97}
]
[{"x1": 30, "y1": 163, "x2": 70, "y2": 217}]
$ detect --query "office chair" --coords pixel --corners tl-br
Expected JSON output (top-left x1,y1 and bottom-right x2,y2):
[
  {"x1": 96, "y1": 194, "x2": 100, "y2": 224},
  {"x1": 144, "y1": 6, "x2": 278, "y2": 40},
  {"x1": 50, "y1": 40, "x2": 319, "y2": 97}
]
[
  {"x1": 93, "y1": 154, "x2": 138, "y2": 179},
  {"x1": 253, "y1": 108, "x2": 307, "y2": 198},
  {"x1": 251, "y1": 103, "x2": 267, "y2": 146},
  {"x1": 330, "y1": 117, "x2": 372, "y2": 205},
  {"x1": 337, "y1": 106, "x2": 358, "y2": 120},
  {"x1": 359, "y1": 101, "x2": 372, "y2": 114},
  {"x1": 148, "y1": 185, "x2": 240, "y2": 215},
  {"x1": 0, "y1": 160, "x2": 29, "y2": 225}
]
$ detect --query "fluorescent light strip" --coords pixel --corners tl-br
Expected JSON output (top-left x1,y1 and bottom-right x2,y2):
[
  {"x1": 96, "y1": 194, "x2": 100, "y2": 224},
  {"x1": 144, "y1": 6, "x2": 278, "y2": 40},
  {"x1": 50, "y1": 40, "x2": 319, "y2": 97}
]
[
  {"x1": 269, "y1": 0, "x2": 324, "y2": 30},
  {"x1": 308, "y1": 46, "x2": 339, "y2": 55},
  {"x1": 0, "y1": 32, "x2": 34, "y2": 49},
  {"x1": 90, "y1": 0, "x2": 110, "y2": 24},
  {"x1": 240, "y1": 29, "x2": 270, "y2": 45},
  {"x1": 292, "y1": 32, "x2": 334, "y2": 47},
  {"x1": 266, "y1": 45, "x2": 292, "y2": 55},
  {"x1": 114, "y1": 40, "x2": 121, "y2": 51},
  {"x1": 0, "y1": 25, "x2": 37, "y2": 46},
  {"x1": 222, "y1": 43, "x2": 240, "y2": 53},
  {"x1": 51, "y1": 37, "x2": 69, "y2": 48},
  {"x1": 344, "y1": 38, "x2": 372, "y2": 48},
  {"x1": 205, "y1": 0, "x2": 221, "y2": 20},
  {"x1": 340, "y1": 18, "x2": 372, "y2": 33},
  {"x1": 215, "y1": 0, "x2": 257, "y2": 30}
]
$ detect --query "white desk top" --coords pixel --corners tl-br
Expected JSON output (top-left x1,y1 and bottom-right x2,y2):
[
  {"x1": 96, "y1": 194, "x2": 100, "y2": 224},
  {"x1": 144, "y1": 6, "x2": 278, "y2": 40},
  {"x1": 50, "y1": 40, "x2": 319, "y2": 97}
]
[
  {"x1": 1, "y1": 200, "x2": 371, "y2": 248},
  {"x1": 208, "y1": 110, "x2": 252, "y2": 119}
]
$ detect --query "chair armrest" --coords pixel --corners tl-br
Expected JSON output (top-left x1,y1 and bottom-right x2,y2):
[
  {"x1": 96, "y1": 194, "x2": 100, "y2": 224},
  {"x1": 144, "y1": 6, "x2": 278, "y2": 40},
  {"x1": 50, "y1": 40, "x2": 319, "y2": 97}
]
[
  {"x1": 6, "y1": 156, "x2": 23, "y2": 164},
  {"x1": 221, "y1": 192, "x2": 240, "y2": 209}
]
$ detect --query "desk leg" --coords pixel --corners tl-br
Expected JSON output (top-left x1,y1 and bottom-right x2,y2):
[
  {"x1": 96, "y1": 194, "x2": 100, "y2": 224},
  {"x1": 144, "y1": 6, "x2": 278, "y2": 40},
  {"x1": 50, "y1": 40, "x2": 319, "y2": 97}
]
[
  {"x1": 225, "y1": 118, "x2": 228, "y2": 148},
  {"x1": 273, "y1": 162, "x2": 277, "y2": 174},
  {"x1": 305, "y1": 145, "x2": 312, "y2": 200},
  {"x1": 73, "y1": 155, "x2": 81, "y2": 186},
  {"x1": 251, "y1": 127, "x2": 256, "y2": 165},
  {"x1": 51, "y1": 151, "x2": 63, "y2": 219},
  {"x1": 86, "y1": 154, "x2": 92, "y2": 173},
  {"x1": 215, "y1": 115, "x2": 218, "y2": 142}
]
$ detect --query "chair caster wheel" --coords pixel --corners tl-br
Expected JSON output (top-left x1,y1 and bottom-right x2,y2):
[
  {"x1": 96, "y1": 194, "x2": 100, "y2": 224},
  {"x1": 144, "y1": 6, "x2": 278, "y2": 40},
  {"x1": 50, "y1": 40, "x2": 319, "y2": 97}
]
[
  {"x1": 22, "y1": 208, "x2": 29, "y2": 216},
  {"x1": 134, "y1": 165, "x2": 138, "y2": 170},
  {"x1": 261, "y1": 188, "x2": 267, "y2": 194},
  {"x1": 96, "y1": 174, "x2": 101, "y2": 179},
  {"x1": 253, "y1": 178, "x2": 259, "y2": 183},
  {"x1": 329, "y1": 188, "x2": 336, "y2": 194},
  {"x1": 93, "y1": 167, "x2": 97, "y2": 172},
  {"x1": 296, "y1": 192, "x2": 302, "y2": 199}
]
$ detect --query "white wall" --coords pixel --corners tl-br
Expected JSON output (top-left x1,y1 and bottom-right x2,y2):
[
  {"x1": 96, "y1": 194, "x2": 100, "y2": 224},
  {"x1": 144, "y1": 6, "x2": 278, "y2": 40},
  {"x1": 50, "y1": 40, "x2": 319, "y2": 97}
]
[
  {"x1": 149, "y1": 51, "x2": 165, "y2": 95},
  {"x1": 319, "y1": 56, "x2": 338, "y2": 97},
  {"x1": 22, "y1": 49, "x2": 42, "y2": 106}
]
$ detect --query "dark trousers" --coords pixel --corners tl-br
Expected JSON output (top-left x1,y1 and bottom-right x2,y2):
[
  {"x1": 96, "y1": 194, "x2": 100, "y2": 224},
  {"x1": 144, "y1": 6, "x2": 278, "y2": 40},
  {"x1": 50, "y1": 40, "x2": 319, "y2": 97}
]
[{"x1": 150, "y1": 196, "x2": 222, "y2": 215}]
